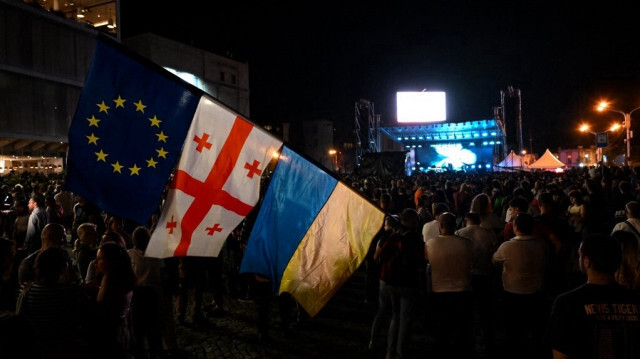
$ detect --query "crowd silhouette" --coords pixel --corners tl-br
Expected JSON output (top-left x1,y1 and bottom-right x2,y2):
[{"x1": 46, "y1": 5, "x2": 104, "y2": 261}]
[{"x1": 0, "y1": 163, "x2": 639, "y2": 359}]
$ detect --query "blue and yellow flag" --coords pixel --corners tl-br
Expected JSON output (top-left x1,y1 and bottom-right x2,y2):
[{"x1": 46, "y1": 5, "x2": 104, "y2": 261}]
[
  {"x1": 240, "y1": 146, "x2": 385, "y2": 317},
  {"x1": 65, "y1": 40, "x2": 199, "y2": 224}
]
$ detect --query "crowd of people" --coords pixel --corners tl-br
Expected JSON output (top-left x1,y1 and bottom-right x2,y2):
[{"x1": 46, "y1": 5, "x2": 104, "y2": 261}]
[
  {"x1": 0, "y1": 171, "x2": 240, "y2": 359},
  {"x1": 357, "y1": 164, "x2": 640, "y2": 359},
  {"x1": 0, "y1": 163, "x2": 639, "y2": 358}
]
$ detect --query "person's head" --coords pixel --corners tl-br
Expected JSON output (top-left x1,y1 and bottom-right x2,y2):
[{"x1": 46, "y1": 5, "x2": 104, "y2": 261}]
[
  {"x1": 34, "y1": 246, "x2": 73, "y2": 285},
  {"x1": 384, "y1": 215, "x2": 400, "y2": 231},
  {"x1": 108, "y1": 216, "x2": 124, "y2": 233},
  {"x1": 101, "y1": 231, "x2": 124, "y2": 247},
  {"x1": 625, "y1": 201, "x2": 640, "y2": 219},
  {"x1": 41, "y1": 223, "x2": 66, "y2": 249},
  {"x1": 95, "y1": 242, "x2": 135, "y2": 289},
  {"x1": 612, "y1": 230, "x2": 639, "y2": 288},
  {"x1": 77, "y1": 222, "x2": 98, "y2": 247},
  {"x1": 432, "y1": 203, "x2": 449, "y2": 220},
  {"x1": 15, "y1": 200, "x2": 28, "y2": 216},
  {"x1": 619, "y1": 180, "x2": 632, "y2": 194},
  {"x1": 132, "y1": 226, "x2": 151, "y2": 252},
  {"x1": 400, "y1": 208, "x2": 420, "y2": 229},
  {"x1": 385, "y1": 215, "x2": 401, "y2": 232},
  {"x1": 508, "y1": 196, "x2": 529, "y2": 217},
  {"x1": 379, "y1": 193, "x2": 392, "y2": 211},
  {"x1": 537, "y1": 192, "x2": 555, "y2": 213},
  {"x1": 513, "y1": 213, "x2": 535, "y2": 236},
  {"x1": 44, "y1": 195, "x2": 56, "y2": 208},
  {"x1": 568, "y1": 190, "x2": 583, "y2": 205},
  {"x1": 28, "y1": 193, "x2": 44, "y2": 211},
  {"x1": 438, "y1": 212, "x2": 457, "y2": 235},
  {"x1": 579, "y1": 234, "x2": 621, "y2": 275},
  {"x1": 470, "y1": 193, "x2": 492, "y2": 215},
  {"x1": 464, "y1": 212, "x2": 481, "y2": 226}
]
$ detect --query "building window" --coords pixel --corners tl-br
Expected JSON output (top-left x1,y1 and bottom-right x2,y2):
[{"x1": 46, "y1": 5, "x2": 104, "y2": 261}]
[
  {"x1": 231, "y1": 74, "x2": 236, "y2": 84},
  {"x1": 220, "y1": 71, "x2": 225, "y2": 82}
]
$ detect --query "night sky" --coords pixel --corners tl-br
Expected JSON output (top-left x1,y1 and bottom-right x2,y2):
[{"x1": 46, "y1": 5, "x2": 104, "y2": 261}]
[{"x1": 121, "y1": 1, "x2": 640, "y2": 155}]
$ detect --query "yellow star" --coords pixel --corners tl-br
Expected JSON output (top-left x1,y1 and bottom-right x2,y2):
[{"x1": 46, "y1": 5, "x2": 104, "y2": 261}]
[
  {"x1": 87, "y1": 115, "x2": 100, "y2": 127},
  {"x1": 148, "y1": 115, "x2": 162, "y2": 127},
  {"x1": 129, "y1": 164, "x2": 141, "y2": 176},
  {"x1": 156, "y1": 147, "x2": 168, "y2": 159},
  {"x1": 97, "y1": 101, "x2": 110, "y2": 114},
  {"x1": 86, "y1": 133, "x2": 99, "y2": 145},
  {"x1": 95, "y1": 149, "x2": 108, "y2": 162},
  {"x1": 113, "y1": 95, "x2": 126, "y2": 108},
  {"x1": 156, "y1": 131, "x2": 168, "y2": 143},
  {"x1": 111, "y1": 161, "x2": 123, "y2": 173},
  {"x1": 134, "y1": 100, "x2": 147, "y2": 113},
  {"x1": 146, "y1": 157, "x2": 158, "y2": 168}
]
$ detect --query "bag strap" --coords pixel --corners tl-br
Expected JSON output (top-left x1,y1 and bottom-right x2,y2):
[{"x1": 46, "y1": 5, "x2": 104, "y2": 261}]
[
  {"x1": 16, "y1": 282, "x2": 34, "y2": 315},
  {"x1": 624, "y1": 220, "x2": 640, "y2": 238}
]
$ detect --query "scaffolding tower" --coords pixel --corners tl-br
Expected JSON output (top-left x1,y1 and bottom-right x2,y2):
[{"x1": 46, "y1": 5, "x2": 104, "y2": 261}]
[
  {"x1": 499, "y1": 86, "x2": 524, "y2": 154},
  {"x1": 355, "y1": 99, "x2": 380, "y2": 167}
]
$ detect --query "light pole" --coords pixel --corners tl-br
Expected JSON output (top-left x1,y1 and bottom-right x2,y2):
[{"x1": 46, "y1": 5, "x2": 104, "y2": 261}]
[
  {"x1": 328, "y1": 149, "x2": 338, "y2": 172},
  {"x1": 597, "y1": 101, "x2": 640, "y2": 166},
  {"x1": 579, "y1": 123, "x2": 621, "y2": 164}
]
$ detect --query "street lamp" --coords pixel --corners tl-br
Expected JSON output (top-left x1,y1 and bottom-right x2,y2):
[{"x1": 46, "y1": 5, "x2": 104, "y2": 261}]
[
  {"x1": 328, "y1": 149, "x2": 338, "y2": 172},
  {"x1": 579, "y1": 122, "x2": 621, "y2": 163},
  {"x1": 597, "y1": 101, "x2": 640, "y2": 166}
]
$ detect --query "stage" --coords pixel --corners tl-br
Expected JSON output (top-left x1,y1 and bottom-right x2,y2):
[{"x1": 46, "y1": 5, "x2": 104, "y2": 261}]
[{"x1": 380, "y1": 119, "x2": 506, "y2": 173}]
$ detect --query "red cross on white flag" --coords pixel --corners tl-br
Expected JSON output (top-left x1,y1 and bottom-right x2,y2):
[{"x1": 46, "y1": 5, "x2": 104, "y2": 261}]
[{"x1": 146, "y1": 95, "x2": 282, "y2": 257}]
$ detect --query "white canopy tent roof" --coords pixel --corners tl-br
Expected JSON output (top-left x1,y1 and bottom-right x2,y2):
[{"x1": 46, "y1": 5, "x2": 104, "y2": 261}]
[
  {"x1": 494, "y1": 150, "x2": 528, "y2": 171},
  {"x1": 528, "y1": 149, "x2": 566, "y2": 169}
]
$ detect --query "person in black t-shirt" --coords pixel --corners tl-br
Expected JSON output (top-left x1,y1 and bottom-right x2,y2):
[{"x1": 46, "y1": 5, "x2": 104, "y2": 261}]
[{"x1": 548, "y1": 233, "x2": 640, "y2": 359}]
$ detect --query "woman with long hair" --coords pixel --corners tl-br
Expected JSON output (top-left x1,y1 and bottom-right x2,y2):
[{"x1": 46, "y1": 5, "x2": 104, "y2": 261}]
[
  {"x1": 612, "y1": 231, "x2": 640, "y2": 290},
  {"x1": 89, "y1": 241, "x2": 136, "y2": 359}
]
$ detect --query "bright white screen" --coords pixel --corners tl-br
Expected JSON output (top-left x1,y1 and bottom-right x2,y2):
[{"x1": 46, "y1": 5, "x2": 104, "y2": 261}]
[{"x1": 397, "y1": 91, "x2": 446, "y2": 123}]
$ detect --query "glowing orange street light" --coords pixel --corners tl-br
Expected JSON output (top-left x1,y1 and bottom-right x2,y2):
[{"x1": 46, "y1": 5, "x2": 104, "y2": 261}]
[
  {"x1": 579, "y1": 121, "x2": 622, "y2": 163},
  {"x1": 597, "y1": 100, "x2": 640, "y2": 166}
]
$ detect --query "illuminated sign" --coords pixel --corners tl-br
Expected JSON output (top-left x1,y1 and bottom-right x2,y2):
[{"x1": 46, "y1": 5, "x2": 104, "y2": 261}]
[{"x1": 397, "y1": 91, "x2": 446, "y2": 123}]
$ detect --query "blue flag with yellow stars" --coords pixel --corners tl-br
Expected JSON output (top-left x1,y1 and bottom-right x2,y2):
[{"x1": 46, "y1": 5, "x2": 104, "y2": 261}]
[{"x1": 65, "y1": 39, "x2": 200, "y2": 225}]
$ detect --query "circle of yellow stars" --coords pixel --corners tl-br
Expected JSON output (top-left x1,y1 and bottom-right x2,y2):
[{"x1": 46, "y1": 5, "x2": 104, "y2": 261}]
[{"x1": 85, "y1": 95, "x2": 169, "y2": 176}]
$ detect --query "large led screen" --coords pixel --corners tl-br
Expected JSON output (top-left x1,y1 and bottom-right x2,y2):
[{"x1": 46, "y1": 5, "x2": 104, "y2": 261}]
[
  {"x1": 397, "y1": 91, "x2": 446, "y2": 123},
  {"x1": 413, "y1": 143, "x2": 493, "y2": 171}
]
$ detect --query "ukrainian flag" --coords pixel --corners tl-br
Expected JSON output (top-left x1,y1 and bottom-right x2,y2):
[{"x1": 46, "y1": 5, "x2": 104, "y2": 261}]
[{"x1": 240, "y1": 146, "x2": 385, "y2": 317}]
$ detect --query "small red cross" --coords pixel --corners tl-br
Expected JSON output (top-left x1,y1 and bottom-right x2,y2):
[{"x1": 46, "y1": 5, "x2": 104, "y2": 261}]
[
  {"x1": 244, "y1": 159, "x2": 263, "y2": 178},
  {"x1": 194, "y1": 133, "x2": 212, "y2": 152},
  {"x1": 166, "y1": 215, "x2": 178, "y2": 234},
  {"x1": 205, "y1": 223, "x2": 223, "y2": 236}
]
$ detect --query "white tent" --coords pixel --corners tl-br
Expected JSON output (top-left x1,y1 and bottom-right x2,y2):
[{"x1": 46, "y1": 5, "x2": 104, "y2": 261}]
[
  {"x1": 494, "y1": 150, "x2": 528, "y2": 171},
  {"x1": 528, "y1": 149, "x2": 566, "y2": 170}
]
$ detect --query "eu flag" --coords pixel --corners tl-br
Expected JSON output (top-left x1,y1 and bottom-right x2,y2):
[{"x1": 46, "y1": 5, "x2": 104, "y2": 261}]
[{"x1": 65, "y1": 39, "x2": 200, "y2": 225}]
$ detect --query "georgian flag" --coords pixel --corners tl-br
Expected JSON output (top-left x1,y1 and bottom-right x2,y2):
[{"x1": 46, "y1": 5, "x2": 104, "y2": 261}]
[{"x1": 146, "y1": 95, "x2": 282, "y2": 257}]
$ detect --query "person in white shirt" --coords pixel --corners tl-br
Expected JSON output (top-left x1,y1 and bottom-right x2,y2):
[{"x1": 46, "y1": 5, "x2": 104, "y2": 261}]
[
  {"x1": 422, "y1": 203, "x2": 449, "y2": 244},
  {"x1": 455, "y1": 212, "x2": 498, "y2": 356},
  {"x1": 610, "y1": 200, "x2": 640, "y2": 242},
  {"x1": 492, "y1": 213, "x2": 549, "y2": 358},
  {"x1": 425, "y1": 212, "x2": 473, "y2": 357}
]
